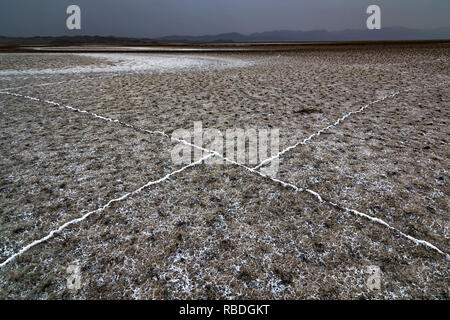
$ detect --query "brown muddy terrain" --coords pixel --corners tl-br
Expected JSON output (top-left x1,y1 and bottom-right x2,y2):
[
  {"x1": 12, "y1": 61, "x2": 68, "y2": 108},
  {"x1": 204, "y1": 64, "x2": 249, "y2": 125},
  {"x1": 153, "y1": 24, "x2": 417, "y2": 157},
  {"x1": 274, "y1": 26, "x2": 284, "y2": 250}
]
[{"x1": 0, "y1": 41, "x2": 448, "y2": 299}]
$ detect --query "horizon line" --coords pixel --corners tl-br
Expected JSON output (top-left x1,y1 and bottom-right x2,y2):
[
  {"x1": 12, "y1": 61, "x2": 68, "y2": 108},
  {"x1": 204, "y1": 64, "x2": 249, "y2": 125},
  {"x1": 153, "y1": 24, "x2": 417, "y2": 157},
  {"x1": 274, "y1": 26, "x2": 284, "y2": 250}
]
[{"x1": 2, "y1": 25, "x2": 450, "y2": 39}]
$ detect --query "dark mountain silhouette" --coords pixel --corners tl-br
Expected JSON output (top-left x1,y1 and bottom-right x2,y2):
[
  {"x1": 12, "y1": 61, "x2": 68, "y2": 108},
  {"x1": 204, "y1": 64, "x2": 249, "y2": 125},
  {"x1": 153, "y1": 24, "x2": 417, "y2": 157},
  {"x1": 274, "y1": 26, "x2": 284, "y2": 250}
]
[
  {"x1": 0, "y1": 35, "x2": 154, "y2": 46},
  {"x1": 157, "y1": 27, "x2": 450, "y2": 42},
  {"x1": 1, "y1": 27, "x2": 449, "y2": 46}
]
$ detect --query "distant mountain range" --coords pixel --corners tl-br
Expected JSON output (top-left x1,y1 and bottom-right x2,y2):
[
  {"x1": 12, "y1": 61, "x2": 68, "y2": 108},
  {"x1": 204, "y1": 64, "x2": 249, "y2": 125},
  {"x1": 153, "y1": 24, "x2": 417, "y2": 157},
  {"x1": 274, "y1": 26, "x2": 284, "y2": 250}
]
[
  {"x1": 0, "y1": 35, "x2": 150, "y2": 46},
  {"x1": 157, "y1": 27, "x2": 450, "y2": 42},
  {"x1": 1, "y1": 27, "x2": 449, "y2": 46}
]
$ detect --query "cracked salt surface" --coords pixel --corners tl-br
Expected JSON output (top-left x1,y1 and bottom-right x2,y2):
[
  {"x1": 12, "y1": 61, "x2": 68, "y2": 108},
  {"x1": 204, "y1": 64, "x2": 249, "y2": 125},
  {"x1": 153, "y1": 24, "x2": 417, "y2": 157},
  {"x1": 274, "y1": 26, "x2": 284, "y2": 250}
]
[
  {"x1": 1, "y1": 46, "x2": 448, "y2": 299},
  {"x1": 0, "y1": 53, "x2": 252, "y2": 76}
]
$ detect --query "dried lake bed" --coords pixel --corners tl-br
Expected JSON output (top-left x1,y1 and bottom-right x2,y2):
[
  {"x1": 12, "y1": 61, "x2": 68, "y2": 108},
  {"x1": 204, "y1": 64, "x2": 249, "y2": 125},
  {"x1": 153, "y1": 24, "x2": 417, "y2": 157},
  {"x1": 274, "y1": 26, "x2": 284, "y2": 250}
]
[{"x1": 0, "y1": 42, "x2": 449, "y2": 299}]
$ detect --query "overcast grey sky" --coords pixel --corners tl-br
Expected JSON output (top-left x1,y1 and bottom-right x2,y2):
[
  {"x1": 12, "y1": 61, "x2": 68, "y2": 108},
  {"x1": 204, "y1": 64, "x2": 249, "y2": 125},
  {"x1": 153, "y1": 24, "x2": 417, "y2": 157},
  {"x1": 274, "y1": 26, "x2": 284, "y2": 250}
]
[{"x1": 0, "y1": 0, "x2": 449, "y2": 37}]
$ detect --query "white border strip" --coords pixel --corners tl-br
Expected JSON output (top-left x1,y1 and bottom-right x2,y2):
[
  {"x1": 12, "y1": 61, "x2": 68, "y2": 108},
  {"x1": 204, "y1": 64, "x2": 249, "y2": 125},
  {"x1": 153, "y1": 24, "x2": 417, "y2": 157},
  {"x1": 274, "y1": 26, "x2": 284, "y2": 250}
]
[
  {"x1": 169, "y1": 133, "x2": 448, "y2": 258},
  {"x1": 0, "y1": 153, "x2": 212, "y2": 268},
  {"x1": 0, "y1": 72, "x2": 125, "y2": 93},
  {"x1": 0, "y1": 90, "x2": 167, "y2": 137},
  {"x1": 0, "y1": 80, "x2": 73, "y2": 93},
  {"x1": 1, "y1": 87, "x2": 447, "y2": 264},
  {"x1": 254, "y1": 90, "x2": 405, "y2": 170},
  {"x1": 331, "y1": 203, "x2": 448, "y2": 258},
  {"x1": 254, "y1": 80, "x2": 448, "y2": 170}
]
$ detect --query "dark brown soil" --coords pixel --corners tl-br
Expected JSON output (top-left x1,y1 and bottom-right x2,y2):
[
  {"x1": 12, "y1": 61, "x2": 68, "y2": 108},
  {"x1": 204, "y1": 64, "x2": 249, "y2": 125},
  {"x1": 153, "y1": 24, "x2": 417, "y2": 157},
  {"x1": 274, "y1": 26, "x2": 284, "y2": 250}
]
[{"x1": 0, "y1": 42, "x2": 448, "y2": 299}]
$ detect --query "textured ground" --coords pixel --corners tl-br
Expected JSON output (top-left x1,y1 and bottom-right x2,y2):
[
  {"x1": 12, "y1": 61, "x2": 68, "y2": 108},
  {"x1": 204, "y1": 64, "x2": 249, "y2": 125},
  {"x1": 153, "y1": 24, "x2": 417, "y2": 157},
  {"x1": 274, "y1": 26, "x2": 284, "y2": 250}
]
[
  {"x1": 0, "y1": 95, "x2": 180, "y2": 262},
  {"x1": 0, "y1": 43, "x2": 448, "y2": 299}
]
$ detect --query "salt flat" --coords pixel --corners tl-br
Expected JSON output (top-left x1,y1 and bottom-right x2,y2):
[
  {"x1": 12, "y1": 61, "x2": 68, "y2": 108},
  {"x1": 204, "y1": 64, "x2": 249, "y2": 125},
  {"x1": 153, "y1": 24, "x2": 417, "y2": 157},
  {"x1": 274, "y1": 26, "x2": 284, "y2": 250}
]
[
  {"x1": 0, "y1": 42, "x2": 449, "y2": 299},
  {"x1": 0, "y1": 52, "x2": 252, "y2": 76}
]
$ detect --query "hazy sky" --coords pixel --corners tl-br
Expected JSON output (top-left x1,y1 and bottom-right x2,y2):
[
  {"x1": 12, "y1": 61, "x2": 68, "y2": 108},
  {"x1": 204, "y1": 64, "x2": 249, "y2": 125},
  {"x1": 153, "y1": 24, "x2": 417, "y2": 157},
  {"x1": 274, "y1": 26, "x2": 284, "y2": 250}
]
[{"x1": 0, "y1": 0, "x2": 449, "y2": 37}]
